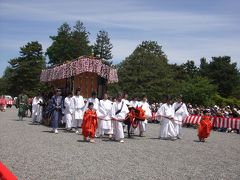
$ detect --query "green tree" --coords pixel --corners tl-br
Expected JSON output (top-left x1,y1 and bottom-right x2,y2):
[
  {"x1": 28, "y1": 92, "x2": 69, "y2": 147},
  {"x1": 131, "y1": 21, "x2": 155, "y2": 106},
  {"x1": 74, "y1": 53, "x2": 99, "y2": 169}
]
[
  {"x1": 181, "y1": 76, "x2": 217, "y2": 106},
  {"x1": 199, "y1": 57, "x2": 208, "y2": 76},
  {"x1": 93, "y1": 30, "x2": 113, "y2": 65},
  {"x1": 0, "y1": 78, "x2": 7, "y2": 95},
  {"x1": 0, "y1": 67, "x2": 13, "y2": 95},
  {"x1": 199, "y1": 56, "x2": 240, "y2": 98},
  {"x1": 46, "y1": 21, "x2": 91, "y2": 65},
  {"x1": 231, "y1": 84, "x2": 240, "y2": 99},
  {"x1": 170, "y1": 63, "x2": 188, "y2": 82},
  {"x1": 213, "y1": 94, "x2": 240, "y2": 107},
  {"x1": 116, "y1": 41, "x2": 173, "y2": 102},
  {"x1": 7, "y1": 41, "x2": 46, "y2": 96},
  {"x1": 46, "y1": 22, "x2": 72, "y2": 65},
  {"x1": 180, "y1": 60, "x2": 199, "y2": 78},
  {"x1": 72, "y1": 21, "x2": 92, "y2": 58}
]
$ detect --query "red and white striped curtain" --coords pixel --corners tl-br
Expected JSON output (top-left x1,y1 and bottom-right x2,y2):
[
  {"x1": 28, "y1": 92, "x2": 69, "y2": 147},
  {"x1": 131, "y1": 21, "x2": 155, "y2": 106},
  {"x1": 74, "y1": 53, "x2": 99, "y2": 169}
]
[{"x1": 183, "y1": 115, "x2": 240, "y2": 130}]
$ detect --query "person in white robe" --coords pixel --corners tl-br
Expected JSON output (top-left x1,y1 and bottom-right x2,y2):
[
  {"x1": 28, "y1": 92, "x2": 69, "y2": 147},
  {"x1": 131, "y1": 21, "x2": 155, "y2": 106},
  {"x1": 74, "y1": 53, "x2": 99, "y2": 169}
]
[
  {"x1": 97, "y1": 93, "x2": 113, "y2": 138},
  {"x1": 173, "y1": 95, "x2": 189, "y2": 139},
  {"x1": 32, "y1": 94, "x2": 43, "y2": 124},
  {"x1": 64, "y1": 92, "x2": 74, "y2": 130},
  {"x1": 111, "y1": 93, "x2": 129, "y2": 143},
  {"x1": 138, "y1": 95, "x2": 152, "y2": 136},
  {"x1": 122, "y1": 93, "x2": 130, "y2": 132},
  {"x1": 72, "y1": 89, "x2": 85, "y2": 133},
  {"x1": 129, "y1": 97, "x2": 139, "y2": 108},
  {"x1": 156, "y1": 96, "x2": 177, "y2": 140},
  {"x1": 84, "y1": 91, "x2": 99, "y2": 111},
  {"x1": 123, "y1": 93, "x2": 130, "y2": 106}
]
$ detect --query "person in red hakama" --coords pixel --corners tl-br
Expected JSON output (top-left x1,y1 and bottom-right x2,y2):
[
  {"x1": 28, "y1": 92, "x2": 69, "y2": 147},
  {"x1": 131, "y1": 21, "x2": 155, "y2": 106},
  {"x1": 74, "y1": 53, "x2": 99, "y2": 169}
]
[
  {"x1": 198, "y1": 109, "x2": 212, "y2": 142},
  {"x1": 82, "y1": 102, "x2": 98, "y2": 143}
]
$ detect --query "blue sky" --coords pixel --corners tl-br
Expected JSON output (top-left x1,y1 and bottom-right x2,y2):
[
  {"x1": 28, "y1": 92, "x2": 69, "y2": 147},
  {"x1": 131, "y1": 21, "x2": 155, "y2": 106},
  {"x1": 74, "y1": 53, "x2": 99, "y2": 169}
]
[{"x1": 0, "y1": 0, "x2": 240, "y2": 76}]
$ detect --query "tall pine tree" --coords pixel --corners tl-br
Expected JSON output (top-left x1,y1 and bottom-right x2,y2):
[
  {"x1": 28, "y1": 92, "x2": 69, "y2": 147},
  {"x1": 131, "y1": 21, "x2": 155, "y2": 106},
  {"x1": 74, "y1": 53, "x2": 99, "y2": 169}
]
[
  {"x1": 93, "y1": 30, "x2": 113, "y2": 65},
  {"x1": 46, "y1": 21, "x2": 92, "y2": 65},
  {"x1": 72, "y1": 21, "x2": 92, "y2": 58},
  {"x1": 8, "y1": 41, "x2": 45, "y2": 96},
  {"x1": 46, "y1": 23, "x2": 72, "y2": 65}
]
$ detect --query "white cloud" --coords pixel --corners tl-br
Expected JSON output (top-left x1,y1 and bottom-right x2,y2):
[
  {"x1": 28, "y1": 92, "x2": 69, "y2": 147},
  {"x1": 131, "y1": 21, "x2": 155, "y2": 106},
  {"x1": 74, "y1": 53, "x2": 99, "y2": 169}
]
[
  {"x1": 111, "y1": 39, "x2": 140, "y2": 61},
  {"x1": 110, "y1": 36, "x2": 240, "y2": 68},
  {"x1": 1, "y1": 0, "x2": 238, "y2": 33},
  {"x1": 163, "y1": 37, "x2": 240, "y2": 67}
]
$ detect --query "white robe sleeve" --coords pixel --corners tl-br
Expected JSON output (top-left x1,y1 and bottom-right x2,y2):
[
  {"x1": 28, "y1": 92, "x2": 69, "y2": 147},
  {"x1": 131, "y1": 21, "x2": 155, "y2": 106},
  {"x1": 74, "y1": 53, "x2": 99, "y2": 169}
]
[
  {"x1": 182, "y1": 103, "x2": 189, "y2": 119},
  {"x1": 97, "y1": 100, "x2": 108, "y2": 118},
  {"x1": 144, "y1": 103, "x2": 152, "y2": 118},
  {"x1": 70, "y1": 98, "x2": 74, "y2": 114},
  {"x1": 94, "y1": 98, "x2": 99, "y2": 111},
  {"x1": 156, "y1": 105, "x2": 165, "y2": 121}
]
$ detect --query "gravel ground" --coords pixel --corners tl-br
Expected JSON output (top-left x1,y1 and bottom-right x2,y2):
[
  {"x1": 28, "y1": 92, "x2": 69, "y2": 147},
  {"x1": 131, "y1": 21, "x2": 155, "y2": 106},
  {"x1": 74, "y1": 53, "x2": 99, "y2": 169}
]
[{"x1": 0, "y1": 107, "x2": 240, "y2": 180}]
